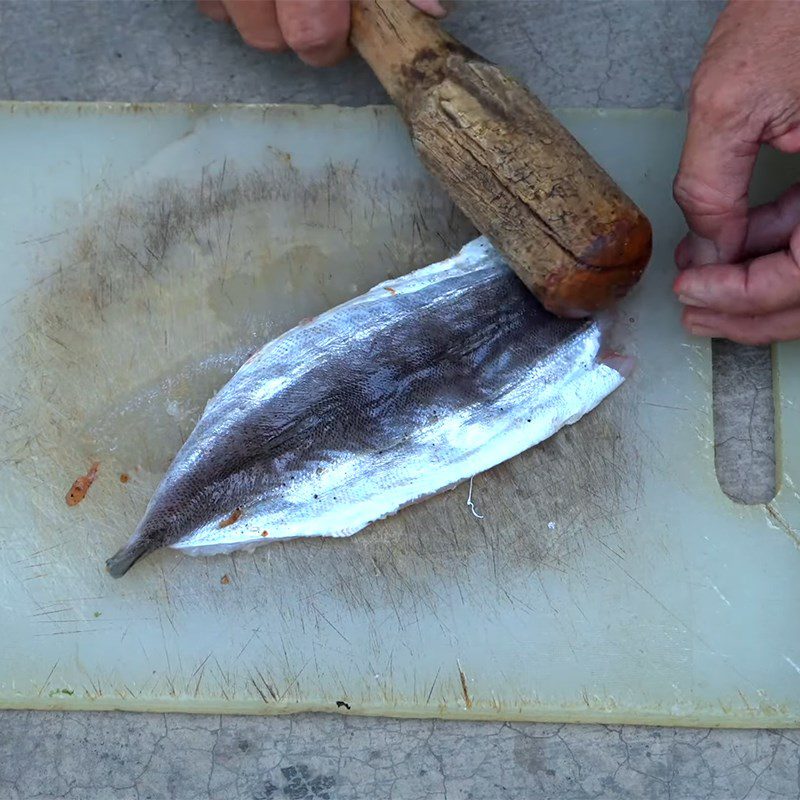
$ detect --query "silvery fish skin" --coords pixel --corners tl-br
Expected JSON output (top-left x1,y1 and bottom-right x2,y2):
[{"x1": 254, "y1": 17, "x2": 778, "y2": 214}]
[{"x1": 106, "y1": 238, "x2": 626, "y2": 577}]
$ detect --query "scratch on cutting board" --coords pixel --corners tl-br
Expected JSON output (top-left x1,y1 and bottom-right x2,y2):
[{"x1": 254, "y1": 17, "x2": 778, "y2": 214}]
[
  {"x1": 191, "y1": 652, "x2": 212, "y2": 697},
  {"x1": 250, "y1": 676, "x2": 270, "y2": 704},
  {"x1": 253, "y1": 665, "x2": 278, "y2": 701},
  {"x1": 37, "y1": 661, "x2": 59, "y2": 697},
  {"x1": 236, "y1": 628, "x2": 260, "y2": 658},
  {"x1": 784, "y1": 656, "x2": 800, "y2": 675},
  {"x1": 279, "y1": 660, "x2": 308, "y2": 702},
  {"x1": 710, "y1": 584, "x2": 731, "y2": 607},
  {"x1": 737, "y1": 689, "x2": 755, "y2": 711},
  {"x1": 457, "y1": 660, "x2": 472, "y2": 709},
  {"x1": 765, "y1": 503, "x2": 800, "y2": 548},
  {"x1": 425, "y1": 666, "x2": 441, "y2": 705}
]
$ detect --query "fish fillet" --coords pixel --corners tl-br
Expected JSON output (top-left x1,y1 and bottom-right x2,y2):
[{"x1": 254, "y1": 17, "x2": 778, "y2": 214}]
[{"x1": 106, "y1": 238, "x2": 626, "y2": 577}]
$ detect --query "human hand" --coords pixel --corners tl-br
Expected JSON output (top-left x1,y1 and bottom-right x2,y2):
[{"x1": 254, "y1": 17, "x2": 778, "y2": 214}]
[
  {"x1": 672, "y1": 0, "x2": 800, "y2": 344},
  {"x1": 197, "y1": 0, "x2": 447, "y2": 67}
]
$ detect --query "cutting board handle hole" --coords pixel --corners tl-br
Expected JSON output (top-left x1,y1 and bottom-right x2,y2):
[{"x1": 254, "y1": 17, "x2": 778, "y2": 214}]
[{"x1": 712, "y1": 340, "x2": 777, "y2": 505}]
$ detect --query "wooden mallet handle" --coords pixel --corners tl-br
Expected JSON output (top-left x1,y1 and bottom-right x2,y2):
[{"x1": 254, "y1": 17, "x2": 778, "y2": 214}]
[{"x1": 350, "y1": 0, "x2": 652, "y2": 317}]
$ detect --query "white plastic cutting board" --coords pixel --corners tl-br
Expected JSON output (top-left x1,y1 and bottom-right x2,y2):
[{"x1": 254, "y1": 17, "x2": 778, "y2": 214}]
[{"x1": 0, "y1": 103, "x2": 798, "y2": 726}]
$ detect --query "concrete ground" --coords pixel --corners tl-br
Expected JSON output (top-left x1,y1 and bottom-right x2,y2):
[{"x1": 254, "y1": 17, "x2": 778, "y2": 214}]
[{"x1": 0, "y1": 1, "x2": 793, "y2": 798}]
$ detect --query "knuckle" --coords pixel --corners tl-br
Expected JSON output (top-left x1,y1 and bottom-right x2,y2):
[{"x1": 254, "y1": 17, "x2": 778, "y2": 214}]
[
  {"x1": 689, "y1": 73, "x2": 742, "y2": 121},
  {"x1": 672, "y1": 174, "x2": 695, "y2": 207},
  {"x1": 672, "y1": 173, "x2": 710, "y2": 212},
  {"x1": 672, "y1": 171, "x2": 742, "y2": 222}
]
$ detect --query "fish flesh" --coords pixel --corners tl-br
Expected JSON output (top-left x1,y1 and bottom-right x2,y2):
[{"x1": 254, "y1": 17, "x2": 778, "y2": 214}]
[
  {"x1": 107, "y1": 238, "x2": 627, "y2": 576},
  {"x1": 106, "y1": 238, "x2": 627, "y2": 577}
]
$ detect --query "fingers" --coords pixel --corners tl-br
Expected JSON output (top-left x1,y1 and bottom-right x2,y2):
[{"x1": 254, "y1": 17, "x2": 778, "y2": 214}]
[
  {"x1": 224, "y1": 0, "x2": 286, "y2": 51},
  {"x1": 743, "y1": 183, "x2": 800, "y2": 256},
  {"x1": 672, "y1": 80, "x2": 761, "y2": 264},
  {"x1": 197, "y1": 0, "x2": 231, "y2": 22},
  {"x1": 682, "y1": 306, "x2": 800, "y2": 345},
  {"x1": 675, "y1": 182, "x2": 800, "y2": 269},
  {"x1": 201, "y1": 0, "x2": 444, "y2": 64},
  {"x1": 275, "y1": 0, "x2": 350, "y2": 66},
  {"x1": 675, "y1": 230, "x2": 800, "y2": 316}
]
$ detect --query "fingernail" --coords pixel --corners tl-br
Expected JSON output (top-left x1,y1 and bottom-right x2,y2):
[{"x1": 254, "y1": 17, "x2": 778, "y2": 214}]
[
  {"x1": 680, "y1": 232, "x2": 720, "y2": 268},
  {"x1": 678, "y1": 294, "x2": 707, "y2": 308}
]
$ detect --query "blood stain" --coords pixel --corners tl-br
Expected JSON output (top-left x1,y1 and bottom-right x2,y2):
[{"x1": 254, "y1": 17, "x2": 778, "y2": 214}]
[
  {"x1": 66, "y1": 462, "x2": 100, "y2": 507},
  {"x1": 219, "y1": 508, "x2": 242, "y2": 528}
]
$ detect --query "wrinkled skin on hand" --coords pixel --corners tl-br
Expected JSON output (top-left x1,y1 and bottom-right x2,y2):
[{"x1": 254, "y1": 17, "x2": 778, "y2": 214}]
[
  {"x1": 197, "y1": 0, "x2": 446, "y2": 66},
  {"x1": 673, "y1": 0, "x2": 800, "y2": 344}
]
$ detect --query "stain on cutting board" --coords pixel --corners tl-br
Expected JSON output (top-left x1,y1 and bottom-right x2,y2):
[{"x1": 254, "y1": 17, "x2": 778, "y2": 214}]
[{"x1": 4, "y1": 148, "x2": 642, "y2": 618}]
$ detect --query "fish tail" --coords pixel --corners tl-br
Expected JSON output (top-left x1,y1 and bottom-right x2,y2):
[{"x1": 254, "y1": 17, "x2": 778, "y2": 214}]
[{"x1": 105, "y1": 542, "x2": 146, "y2": 578}]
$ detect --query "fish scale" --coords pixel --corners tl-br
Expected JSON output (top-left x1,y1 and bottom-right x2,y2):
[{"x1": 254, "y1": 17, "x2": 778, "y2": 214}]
[{"x1": 106, "y1": 237, "x2": 626, "y2": 577}]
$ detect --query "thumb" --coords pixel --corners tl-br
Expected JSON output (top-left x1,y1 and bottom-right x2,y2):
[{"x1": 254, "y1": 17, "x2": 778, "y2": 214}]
[{"x1": 673, "y1": 86, "x2": 761, "y2": 265}]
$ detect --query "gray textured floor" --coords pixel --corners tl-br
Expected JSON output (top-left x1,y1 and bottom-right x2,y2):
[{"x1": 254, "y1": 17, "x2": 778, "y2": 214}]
[
  {"x1": 0, "y1": 1, "x2": 792, "y2": 798},
  {"x1": 2, "y1": 711, "x2": 800, "y2": 800},
  {"x1": 0, "y1": 0, "x2": 717, "y2": 107}
]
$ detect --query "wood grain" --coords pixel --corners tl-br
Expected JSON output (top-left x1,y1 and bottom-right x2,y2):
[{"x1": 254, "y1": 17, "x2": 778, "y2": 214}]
[{"x1": 351, "y1": 0, "x2": 652, "y2": 316}]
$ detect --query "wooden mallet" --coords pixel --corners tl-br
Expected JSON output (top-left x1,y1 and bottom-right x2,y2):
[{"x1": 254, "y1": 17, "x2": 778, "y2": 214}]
[{"x1": 350, "y1": 0, "x2": 652, "y2": 317}]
